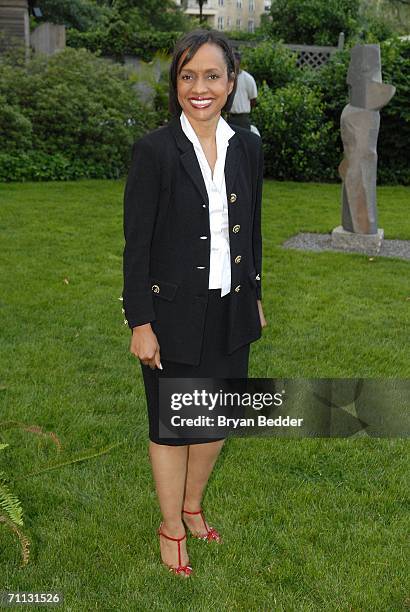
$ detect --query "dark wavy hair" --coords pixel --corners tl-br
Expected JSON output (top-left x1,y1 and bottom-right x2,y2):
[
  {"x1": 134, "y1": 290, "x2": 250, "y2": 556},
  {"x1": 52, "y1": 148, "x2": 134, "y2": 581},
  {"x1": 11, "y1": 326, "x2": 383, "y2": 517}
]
[{"x1": 168, "y1": 29, "x2": 238, "y2": 117}]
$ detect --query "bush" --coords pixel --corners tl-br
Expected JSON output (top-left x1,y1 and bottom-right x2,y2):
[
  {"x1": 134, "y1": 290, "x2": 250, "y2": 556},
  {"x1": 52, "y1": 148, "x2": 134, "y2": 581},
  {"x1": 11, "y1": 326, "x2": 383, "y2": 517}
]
[
  {"x1": 152, "y1": 66, "x2": 173, "y2": 127},
  {"x1": 251, "y1": 82, "x2": 337, "y2": 181},
  {"x1": 0, "y1": 47, "x2": 160, "y2": 181},
  {"x1": 113, "y1": 0, "x2": 190, "y2": 32},
  {"x1": 377, "y1": 37, "x2": 410, "y2": 185},
  {"x1": 267, "y1": 0, "x2": 395, "y2": 46},
  {"x1": 67, "y1": 27, "x2": 182, "y2": 62},
  {"x1": 358, "y1": 13, "x2": 396, "y2": 43},
  {"x1": 0, "y1": 151, "x2": 127, "y2": 182},
  {"x1": 250, "y1": 38, "x2": 410, "y2": 185},
  {"x1": 225, "y1": 31, "x2": 264, "y2": 41},
  {"x1": 241, "y1": 41, "x2": 299, "y2": 92},
  {"x1": 33, "y1": 0, "x2": 190, "y2": 34},
  {"x1": 296, "y1": 37, "x2": 410, "y2": 184},
  {"x1": 0, "y1": 95, "x2": 33, "y2": 152},
  {"x1": 33, "y1": 0, "x2": 109, "y2": 32},
  {"x1": 300, "y1": 49, "x2": 350, "y2": 127},
  {"x1": 267, "y1": 0, "x2": 361, "y2": 45},
  {"x1": 296, "y1": 48, "x2": 351, "y2": 171}
]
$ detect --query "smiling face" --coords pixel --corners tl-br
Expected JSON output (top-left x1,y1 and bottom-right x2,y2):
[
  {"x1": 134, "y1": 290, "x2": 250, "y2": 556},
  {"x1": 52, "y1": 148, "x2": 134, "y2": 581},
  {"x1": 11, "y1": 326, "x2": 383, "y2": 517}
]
[{"x1": 176, "y1": 42, "x2": 235, "y2": 127}]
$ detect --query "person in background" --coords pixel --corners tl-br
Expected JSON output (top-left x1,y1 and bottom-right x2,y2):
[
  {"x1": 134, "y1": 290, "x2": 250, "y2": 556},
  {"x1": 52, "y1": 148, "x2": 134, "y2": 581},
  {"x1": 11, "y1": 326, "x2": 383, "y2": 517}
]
[{"x1": 226, "y1": 50, "x2": 258, "y2": 131}]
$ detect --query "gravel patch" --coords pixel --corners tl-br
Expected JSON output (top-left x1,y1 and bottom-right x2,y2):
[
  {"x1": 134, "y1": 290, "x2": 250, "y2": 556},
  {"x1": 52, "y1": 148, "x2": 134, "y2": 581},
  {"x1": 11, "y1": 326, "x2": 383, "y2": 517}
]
[{"x1": 282, "y1": 232, "x2": 410, "y2": 261}]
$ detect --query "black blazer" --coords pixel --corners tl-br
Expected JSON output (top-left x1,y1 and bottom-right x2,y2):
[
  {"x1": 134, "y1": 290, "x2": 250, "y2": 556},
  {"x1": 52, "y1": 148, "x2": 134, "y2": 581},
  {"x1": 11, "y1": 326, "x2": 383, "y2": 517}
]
[{"x1": 122, "y1": 114, "x2": 264, "y2": 366}]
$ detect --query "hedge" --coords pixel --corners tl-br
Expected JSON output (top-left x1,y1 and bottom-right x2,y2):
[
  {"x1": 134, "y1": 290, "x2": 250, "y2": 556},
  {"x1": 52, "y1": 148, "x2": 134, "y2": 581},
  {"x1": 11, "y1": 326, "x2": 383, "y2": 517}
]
[{"x1": 0, "y1": 47, "x2": 159, "y2": 181}]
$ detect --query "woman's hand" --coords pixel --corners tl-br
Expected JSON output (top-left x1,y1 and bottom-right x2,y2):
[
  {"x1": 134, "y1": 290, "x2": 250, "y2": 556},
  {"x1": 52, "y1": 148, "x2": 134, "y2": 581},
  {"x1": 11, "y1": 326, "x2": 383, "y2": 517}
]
[
  {"x1": 257, "y1": 300, "x2": 267, "y2": 329},
  {"x1": 130, "y1": 323, "x2": 162, "y2": 370}
]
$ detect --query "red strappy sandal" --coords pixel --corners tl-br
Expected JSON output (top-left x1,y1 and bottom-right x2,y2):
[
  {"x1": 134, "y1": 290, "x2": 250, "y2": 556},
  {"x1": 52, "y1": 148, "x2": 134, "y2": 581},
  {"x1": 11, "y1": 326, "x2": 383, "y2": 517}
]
[
  {"x1": 157, "y1": 522, "x2": 193, "y2": 576},
  {"x1": 182, "y1": 508, "x2": 222, "y2": 543}
]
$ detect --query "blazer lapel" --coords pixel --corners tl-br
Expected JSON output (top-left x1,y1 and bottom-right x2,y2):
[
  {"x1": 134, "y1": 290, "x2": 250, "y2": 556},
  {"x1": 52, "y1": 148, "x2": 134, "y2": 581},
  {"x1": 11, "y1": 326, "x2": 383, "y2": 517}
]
[
  {"x1": 167, "y1": 116, "x2": 208, "y2": 205},
  {"x1": 181, "y1": 149, "x2": 209, "y2": 206},
  {"x1": 167, "y1": 115, "x2": 243, "y2": 208}
]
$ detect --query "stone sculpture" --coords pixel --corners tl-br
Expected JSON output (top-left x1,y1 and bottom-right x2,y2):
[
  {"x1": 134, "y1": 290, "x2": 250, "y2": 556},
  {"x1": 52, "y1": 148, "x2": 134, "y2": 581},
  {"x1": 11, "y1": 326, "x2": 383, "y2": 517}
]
[{"x1": 332, "y1": 44, "x2": 396, "y2": 253}]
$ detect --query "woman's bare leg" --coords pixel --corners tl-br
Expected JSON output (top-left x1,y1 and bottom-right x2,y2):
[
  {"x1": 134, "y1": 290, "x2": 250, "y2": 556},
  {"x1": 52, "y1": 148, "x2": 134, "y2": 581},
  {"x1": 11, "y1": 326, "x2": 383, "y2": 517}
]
[
  {"x1": 149, "y1": 441, "x2": 190, "y2": 573},
  {"x1": 182, "y1": 439, "x2": 226, "y2": 535}
]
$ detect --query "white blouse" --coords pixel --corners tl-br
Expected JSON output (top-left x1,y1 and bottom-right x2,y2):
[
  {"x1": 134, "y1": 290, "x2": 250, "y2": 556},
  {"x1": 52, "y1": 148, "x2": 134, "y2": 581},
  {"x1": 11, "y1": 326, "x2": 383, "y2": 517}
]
[{"x1": 180, "y1": 110, "x2": 235, "y2": 297}]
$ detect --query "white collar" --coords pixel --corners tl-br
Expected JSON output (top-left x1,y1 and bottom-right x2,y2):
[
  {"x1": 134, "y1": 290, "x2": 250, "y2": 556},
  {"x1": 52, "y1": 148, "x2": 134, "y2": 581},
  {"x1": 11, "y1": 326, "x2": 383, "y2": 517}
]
[{"x1": 180, "y1": 110, "x2": 235, "y2": 151}]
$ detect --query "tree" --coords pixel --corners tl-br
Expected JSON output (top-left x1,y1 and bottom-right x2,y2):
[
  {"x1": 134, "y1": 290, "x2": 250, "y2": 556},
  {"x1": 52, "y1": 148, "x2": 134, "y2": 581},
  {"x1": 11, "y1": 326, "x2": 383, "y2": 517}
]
[
  {"x1": 266, "y1": 0, "x2": 361, "y2": 45},
  {"x1": 111, "y1": 0, "x2": 189, "y2": 31},
  {"x1": 34, "y1": 0, "x2": 111, "y2": 31},
  {"x1": 361, "y1": 0, "x2": 410, "y2": 35},
  {"x1": 34, "y1": 0, "x2": 190, "y2": 34}
]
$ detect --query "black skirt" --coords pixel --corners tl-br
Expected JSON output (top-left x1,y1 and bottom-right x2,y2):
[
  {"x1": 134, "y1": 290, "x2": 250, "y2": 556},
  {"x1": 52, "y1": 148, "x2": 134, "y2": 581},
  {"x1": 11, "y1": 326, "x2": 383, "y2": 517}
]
[{"x1": 140, "y1": 289, "x2": 250, "y2": 445}]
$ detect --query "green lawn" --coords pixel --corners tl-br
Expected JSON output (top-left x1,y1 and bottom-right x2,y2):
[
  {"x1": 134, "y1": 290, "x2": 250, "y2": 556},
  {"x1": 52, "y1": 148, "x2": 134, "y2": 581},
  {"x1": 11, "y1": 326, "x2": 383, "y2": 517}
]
[{"x1": 0, "y1": 179, "x2": 409, "y2": 611}]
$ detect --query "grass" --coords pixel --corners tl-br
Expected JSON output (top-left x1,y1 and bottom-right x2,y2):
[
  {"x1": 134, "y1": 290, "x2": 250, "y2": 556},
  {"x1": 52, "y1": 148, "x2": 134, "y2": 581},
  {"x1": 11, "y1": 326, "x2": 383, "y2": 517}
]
[{"x1": 0, "y1": 179, "x2": 409, "y2": 611}]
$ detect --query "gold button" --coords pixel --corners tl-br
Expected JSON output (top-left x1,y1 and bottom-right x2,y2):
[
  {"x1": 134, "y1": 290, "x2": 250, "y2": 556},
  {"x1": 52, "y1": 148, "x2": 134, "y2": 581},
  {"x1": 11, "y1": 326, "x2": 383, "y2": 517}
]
[
  {"x1": 229, "y1": 193, "x2": 237, "y2": 203},
  {"x1": 151, "y1": 284, "x2": 160, "y2": 293},
  {"x1": 234, "y1": 255, "x2": 241, "y2": 264},
  {"x1": 232, "y1": 224, "x2": 240, "y2": 233},
  {"x1": 235, "y1": 285, "x2": 241, "y2": 292}
]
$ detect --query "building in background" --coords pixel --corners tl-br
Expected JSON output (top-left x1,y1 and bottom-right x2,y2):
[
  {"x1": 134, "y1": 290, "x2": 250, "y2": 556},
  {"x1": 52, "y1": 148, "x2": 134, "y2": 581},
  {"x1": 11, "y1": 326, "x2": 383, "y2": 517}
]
[
  {"x1": 175, "y1": 0, "x2": 271, "y2": 32},
  {"x1": 0, "y1": 0, "x2": 30, "y2": 55},
  {"x1": 0, "y1": 0, "x2": 65, "y2": 58}
]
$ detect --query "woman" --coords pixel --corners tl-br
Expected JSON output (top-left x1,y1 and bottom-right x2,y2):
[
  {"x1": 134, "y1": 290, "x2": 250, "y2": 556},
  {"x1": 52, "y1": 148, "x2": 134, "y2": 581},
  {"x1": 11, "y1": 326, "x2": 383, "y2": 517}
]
[{"x1": 122, "y1": 29, "x2": 267, "y2": 577}]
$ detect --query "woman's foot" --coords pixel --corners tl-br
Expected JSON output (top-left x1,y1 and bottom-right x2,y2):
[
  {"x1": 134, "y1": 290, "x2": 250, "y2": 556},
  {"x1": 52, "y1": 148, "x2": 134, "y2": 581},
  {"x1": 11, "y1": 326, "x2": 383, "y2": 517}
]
[
  {"x1": 158, "y1": 520, "x2": 192, "y2": 577},
  {"x1": 182, "y1": 507, "x2": 222, "y2": 542}
]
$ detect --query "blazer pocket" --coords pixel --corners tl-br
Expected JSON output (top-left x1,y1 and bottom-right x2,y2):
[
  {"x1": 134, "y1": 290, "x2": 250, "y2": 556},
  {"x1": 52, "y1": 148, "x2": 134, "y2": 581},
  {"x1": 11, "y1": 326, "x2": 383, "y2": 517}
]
[{"x1": 150, "y1": 278, "x2": 179, "y2": 301}]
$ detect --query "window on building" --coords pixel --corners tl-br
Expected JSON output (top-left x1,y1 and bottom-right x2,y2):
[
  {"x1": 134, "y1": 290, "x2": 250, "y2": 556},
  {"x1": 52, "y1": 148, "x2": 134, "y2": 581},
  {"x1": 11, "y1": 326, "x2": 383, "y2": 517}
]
[
  {"x1": 248, "y1": 19, "x2": 254, "y2": 32},
  {"x1": 218, "y1": 16, "x2": 224, "y2": 29},
  {"x1": 236, "y1": 0, "x2": 242, "y2": 8},
  {"x1": 236, "y1": 17, "x2": 241, "y2": 29},
  {"x1": 218, "y1": 0, "x2": 224, "y2": 6},
  {"x1": 227, "y1": 16, "x2": 231, "y2": 28},
  {"x1": 249, "y1": 0, "x2": 254, "y2": 12}
]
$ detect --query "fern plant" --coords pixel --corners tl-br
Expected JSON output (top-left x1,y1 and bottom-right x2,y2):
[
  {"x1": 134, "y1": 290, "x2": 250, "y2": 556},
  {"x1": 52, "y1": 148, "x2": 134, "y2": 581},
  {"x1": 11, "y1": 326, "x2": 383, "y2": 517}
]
[
  {"x1": 0, "y1": 420, "x2": 122, "y2": 568},
  {"x1": 0, "y1": 443, "x2": 30, "y2": 567}
]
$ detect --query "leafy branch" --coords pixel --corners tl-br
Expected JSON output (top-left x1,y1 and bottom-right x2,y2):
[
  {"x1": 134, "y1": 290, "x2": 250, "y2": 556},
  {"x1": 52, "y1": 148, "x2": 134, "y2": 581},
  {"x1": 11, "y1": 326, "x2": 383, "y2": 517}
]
[{"x1": 0, "y1": 423, "x2": 122, "y2": 567}]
